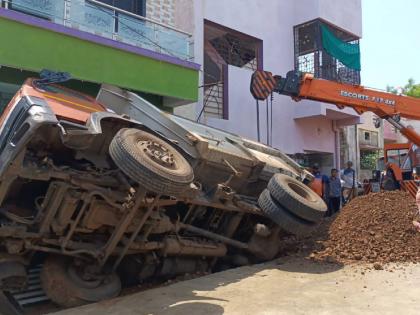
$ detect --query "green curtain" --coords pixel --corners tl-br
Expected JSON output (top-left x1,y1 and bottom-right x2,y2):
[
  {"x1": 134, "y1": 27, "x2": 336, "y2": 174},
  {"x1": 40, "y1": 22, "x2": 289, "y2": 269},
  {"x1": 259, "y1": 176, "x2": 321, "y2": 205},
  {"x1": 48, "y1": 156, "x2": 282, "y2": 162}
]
[{"x1": 321, "y1": 24, "x2": 361, "y2": 71}]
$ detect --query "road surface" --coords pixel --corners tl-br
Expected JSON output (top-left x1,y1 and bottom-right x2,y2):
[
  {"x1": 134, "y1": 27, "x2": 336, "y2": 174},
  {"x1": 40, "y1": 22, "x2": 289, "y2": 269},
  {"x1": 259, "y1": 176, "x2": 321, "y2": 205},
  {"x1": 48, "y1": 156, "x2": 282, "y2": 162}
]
[{"x1": 50, "y1": 256, "x2": 419, "y2": 315}]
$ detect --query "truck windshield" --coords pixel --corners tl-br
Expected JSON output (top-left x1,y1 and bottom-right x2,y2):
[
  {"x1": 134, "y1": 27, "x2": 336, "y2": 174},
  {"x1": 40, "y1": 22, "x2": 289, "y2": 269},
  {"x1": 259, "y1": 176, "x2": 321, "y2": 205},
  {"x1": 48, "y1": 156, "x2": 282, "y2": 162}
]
[
  {"x1": 401, "y1": 154, "x2": 412, "y2": 170},
  {"x1": 377, "y1": 157, "x2": 384, "y2": 171},
  {"x1": 387, "y1": 149, "x2": 408, "y2": 168},
  {"x1": 402, "y1": 144, "x2": 420, "y2": 169}
]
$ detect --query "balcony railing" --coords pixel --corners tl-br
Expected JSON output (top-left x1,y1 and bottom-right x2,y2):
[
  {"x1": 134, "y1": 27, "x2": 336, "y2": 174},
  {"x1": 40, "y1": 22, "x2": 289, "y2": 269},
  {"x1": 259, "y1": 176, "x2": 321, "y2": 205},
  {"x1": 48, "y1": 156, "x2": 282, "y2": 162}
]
[
  {"x1": 1, "y1": 0, "x2": 193, "y2": 61},
  {"x1": 294, "y1": 19, "x2": 360, "y2": 85}
]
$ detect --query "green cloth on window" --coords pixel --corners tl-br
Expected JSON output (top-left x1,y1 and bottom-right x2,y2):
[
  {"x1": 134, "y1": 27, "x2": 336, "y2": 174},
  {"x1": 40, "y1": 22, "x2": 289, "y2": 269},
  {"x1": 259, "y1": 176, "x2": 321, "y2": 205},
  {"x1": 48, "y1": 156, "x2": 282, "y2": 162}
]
[{"x1": 321, "y1": 24, "x2": 361, "y2": 71}]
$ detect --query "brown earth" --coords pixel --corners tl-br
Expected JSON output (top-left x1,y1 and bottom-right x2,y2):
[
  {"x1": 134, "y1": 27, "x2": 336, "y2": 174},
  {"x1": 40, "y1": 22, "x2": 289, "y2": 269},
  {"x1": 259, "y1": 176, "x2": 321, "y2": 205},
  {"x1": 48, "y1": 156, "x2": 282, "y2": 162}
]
[{"x1": 296, "y1": 190, "x2": 420, "y2": 267}]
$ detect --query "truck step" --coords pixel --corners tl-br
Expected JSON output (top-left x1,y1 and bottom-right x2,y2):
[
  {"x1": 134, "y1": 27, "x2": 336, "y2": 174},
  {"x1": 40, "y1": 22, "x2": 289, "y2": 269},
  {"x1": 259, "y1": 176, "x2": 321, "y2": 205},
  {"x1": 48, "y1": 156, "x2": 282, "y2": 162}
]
[{"x1": 10, "y1": 265, "x2": 50, "y2": 307}]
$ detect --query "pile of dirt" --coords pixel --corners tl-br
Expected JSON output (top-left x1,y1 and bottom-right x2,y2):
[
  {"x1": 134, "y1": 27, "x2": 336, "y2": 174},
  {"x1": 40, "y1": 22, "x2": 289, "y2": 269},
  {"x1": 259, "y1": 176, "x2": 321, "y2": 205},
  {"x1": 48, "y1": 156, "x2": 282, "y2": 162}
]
[{"x1": 303, "y1": 191, "x2": 420, "y2": 266}]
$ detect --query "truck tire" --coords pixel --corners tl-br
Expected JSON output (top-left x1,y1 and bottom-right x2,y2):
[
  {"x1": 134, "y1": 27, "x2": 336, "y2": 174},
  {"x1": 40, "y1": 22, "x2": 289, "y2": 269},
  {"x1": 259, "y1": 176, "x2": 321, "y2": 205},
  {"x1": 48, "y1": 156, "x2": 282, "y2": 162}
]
[
  {"x1": 258, "y1": 189, "x2": 316, "y2": 237},
  {"x1": 109, "y1": 128, "x2": 194, "y2": 196},
  {"x1": 268, "y1": 174, "x2": 327, "y2": 223},
  {"x1": 41, "y1": 256, "x2": 121, "y2": 308}
]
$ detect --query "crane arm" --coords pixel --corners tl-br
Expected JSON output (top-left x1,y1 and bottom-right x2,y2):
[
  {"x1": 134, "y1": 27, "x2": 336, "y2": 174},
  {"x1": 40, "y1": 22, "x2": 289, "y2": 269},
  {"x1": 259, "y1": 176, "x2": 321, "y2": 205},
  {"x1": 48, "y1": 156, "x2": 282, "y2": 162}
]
[{"x1": 250, "y1": 70, "x2": 420, "y2": 146}]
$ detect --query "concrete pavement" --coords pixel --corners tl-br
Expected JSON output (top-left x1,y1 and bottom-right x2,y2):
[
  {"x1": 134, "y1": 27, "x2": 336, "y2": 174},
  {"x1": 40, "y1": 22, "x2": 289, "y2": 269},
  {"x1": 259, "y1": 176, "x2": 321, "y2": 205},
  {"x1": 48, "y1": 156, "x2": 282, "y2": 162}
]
[{"x1": 50, "y1": 257, "x2": 420, "y2": 315}]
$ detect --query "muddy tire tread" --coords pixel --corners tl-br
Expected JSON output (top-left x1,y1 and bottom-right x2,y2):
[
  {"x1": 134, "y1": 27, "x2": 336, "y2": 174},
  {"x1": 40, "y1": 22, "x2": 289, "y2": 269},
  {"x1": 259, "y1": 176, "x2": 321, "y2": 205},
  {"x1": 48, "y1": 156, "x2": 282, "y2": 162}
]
[
  {"x1": 258, "y1": 189, "x2": 317, "y2": 237},
  {"x1": 268, "y1": 174, "x2": 327, "y2": 223}
]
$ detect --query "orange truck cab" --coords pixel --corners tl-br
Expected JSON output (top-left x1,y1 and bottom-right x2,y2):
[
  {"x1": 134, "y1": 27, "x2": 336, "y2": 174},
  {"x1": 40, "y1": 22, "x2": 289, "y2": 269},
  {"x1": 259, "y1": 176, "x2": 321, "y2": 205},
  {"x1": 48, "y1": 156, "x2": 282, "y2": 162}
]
[
  {"x1": 0, "y1": 77, "x2": 149, "y2": 176},
  {"x1": 0, "y1": 78, "x2": 106, "y2": 126}
]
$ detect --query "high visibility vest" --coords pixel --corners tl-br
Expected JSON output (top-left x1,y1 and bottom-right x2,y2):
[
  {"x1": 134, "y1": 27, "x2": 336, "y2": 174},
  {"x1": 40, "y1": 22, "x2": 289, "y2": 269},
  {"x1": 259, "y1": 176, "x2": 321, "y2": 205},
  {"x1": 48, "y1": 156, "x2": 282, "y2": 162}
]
[{"x1": 309, "y1": 178, "x2": 323, "y2": 197}]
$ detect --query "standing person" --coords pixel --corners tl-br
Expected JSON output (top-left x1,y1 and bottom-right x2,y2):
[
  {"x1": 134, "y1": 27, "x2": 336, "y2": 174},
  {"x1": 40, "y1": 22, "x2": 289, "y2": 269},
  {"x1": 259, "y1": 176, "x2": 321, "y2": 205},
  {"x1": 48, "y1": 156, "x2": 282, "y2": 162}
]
[
  {"x1": 413, "y1": 187, "x2": 420, "y2": 232},
  {"x1": 341, "y1": 161, "x2": 356, "y2": 204},
  {"x1": 309, "y1": 163, "x2": 328, "y2": 200},
  {"x1": 326, "y1": 168, "x2": 342, "y2": 216}
]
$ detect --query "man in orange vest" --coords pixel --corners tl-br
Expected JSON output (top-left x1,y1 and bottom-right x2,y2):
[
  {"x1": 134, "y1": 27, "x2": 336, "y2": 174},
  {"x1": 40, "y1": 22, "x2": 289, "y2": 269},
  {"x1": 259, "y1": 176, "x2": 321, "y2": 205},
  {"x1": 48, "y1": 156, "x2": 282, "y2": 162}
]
[{"x1": 309, "y1": 163, "x2": 327, "y2": 198}]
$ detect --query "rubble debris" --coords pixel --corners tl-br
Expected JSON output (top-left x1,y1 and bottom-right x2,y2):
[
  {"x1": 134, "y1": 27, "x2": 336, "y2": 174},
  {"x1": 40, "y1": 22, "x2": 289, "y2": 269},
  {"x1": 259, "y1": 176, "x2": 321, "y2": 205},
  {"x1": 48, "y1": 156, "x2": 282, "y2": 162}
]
[
  {"x1": 373, "y1": 263, "x2": 383, "y2": 270},
  {"x1": 299, "y1": 191, "x2": 420, "y2": 265}
]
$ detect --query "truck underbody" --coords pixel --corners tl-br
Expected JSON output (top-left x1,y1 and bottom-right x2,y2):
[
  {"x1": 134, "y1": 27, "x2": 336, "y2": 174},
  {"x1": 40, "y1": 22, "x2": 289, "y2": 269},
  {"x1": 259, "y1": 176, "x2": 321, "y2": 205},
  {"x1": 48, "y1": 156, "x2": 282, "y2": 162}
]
[{"x1": 0, "y1": 79, "x2": 326, "y2": 312}]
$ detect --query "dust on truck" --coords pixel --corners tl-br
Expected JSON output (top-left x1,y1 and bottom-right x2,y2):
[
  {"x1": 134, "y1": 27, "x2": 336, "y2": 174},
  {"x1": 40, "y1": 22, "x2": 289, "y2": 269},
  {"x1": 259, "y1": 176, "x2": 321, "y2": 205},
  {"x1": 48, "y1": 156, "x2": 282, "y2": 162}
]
[{"x1": 0, "y1": 72, "x2": 326, "y2": 311}]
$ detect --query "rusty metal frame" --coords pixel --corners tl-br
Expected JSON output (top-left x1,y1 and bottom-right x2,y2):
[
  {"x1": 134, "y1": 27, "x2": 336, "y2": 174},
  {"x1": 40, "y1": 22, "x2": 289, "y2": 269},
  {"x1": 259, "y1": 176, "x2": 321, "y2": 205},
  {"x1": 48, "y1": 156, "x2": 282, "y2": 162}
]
[
  {"x1": 112, "y1": 195, "x2": 160, "y2": 271},
  {"x1": 99, "y1": 189, "x2": 146, "y2": 267}
]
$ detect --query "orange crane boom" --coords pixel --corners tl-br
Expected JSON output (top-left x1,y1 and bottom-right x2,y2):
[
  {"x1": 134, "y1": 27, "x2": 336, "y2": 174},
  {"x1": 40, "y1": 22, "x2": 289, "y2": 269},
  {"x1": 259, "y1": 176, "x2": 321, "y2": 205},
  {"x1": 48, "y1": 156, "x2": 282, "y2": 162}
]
[{"x1": 250, "y1": 70, "x2": 420, "y2": 146}]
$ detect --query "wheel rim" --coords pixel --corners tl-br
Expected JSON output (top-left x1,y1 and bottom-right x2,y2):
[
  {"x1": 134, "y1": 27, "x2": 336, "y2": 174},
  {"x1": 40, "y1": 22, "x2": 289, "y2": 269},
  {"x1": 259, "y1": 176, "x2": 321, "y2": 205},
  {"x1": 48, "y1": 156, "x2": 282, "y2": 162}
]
[
  {"x1": 41, "y1": 256, "x2": 122, "y2": 307},
  {"x1": 67, "y1": 264, "x2": 102, "y2": 289},
  {"x1": 287, "y1": 181, "x2": 317, "y2": 202},
  {"x1": 138, "y1": 140, "x2": 177, "y2": 170}
]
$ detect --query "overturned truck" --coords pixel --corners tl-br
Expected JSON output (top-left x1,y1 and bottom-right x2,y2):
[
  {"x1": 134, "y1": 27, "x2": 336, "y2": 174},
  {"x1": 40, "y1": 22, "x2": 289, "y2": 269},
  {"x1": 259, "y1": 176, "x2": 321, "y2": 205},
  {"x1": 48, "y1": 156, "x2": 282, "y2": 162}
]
[{"x1": 0, "y1": 75, "x2": 326, "y2": 310}]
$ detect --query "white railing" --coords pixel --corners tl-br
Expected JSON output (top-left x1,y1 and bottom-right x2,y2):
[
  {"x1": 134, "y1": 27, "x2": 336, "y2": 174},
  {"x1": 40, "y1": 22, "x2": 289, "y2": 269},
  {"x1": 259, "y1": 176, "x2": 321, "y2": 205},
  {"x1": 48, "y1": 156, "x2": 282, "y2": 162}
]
[{"x1": 2, "y1": 0, "x2": 194, "y2": 61}]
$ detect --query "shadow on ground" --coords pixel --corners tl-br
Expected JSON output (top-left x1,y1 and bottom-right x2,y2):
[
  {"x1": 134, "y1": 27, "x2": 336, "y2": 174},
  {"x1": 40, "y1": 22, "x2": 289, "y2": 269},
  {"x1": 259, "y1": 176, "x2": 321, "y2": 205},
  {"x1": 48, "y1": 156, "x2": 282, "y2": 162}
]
[
  {"x1": 29, "y1": 217, "x2": 342, "y2": 315},
  {"x1": 274, "y1": 256, "x2": 343, "y2": 274},
  {"x1": 273, "y1": 215, "x2": 344, "y2": 274},
  {"x1": 42, "y1": 254, "x2": 343, "y2": 315}
]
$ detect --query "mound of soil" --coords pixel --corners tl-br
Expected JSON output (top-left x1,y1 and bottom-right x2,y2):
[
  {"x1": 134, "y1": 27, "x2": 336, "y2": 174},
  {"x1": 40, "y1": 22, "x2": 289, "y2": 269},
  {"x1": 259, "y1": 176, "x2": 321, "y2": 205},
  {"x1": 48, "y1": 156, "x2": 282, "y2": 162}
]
[{"x1": 303, "y1": 191, "x2": 420, "y2": 265}]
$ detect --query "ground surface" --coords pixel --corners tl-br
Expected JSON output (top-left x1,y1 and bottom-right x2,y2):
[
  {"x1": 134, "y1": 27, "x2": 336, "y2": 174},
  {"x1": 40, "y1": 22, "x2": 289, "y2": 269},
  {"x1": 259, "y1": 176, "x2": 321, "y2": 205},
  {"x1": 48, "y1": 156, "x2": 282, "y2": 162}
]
[{"x1": 50, "y1": 256, "x2": 420, "y2": 315}]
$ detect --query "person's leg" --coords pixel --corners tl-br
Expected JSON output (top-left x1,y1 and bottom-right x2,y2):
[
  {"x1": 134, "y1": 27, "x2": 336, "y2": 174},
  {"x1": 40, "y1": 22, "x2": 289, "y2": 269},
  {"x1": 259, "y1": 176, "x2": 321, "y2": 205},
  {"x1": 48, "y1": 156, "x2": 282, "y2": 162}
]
[
  {"x1": 332, "y1": 197, "x2": 340, "y2": 213},
  {"x1": 342, "y1": 188, "x2": 349, "y2": 204},
  {"x1": 349, "y1": 188, "x2": 356, "y2": 201},
  {"x1": 326, "y1": 198, "x2": 332, "y2": 216}
]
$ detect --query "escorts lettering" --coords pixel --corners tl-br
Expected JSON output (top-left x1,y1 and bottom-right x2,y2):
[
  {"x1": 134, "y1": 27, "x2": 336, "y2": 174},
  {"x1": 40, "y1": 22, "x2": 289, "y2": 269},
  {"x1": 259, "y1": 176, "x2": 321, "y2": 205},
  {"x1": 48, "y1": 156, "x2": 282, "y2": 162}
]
[{"x1": 340, "y1": 90, "x2": 396, "y2": 106}]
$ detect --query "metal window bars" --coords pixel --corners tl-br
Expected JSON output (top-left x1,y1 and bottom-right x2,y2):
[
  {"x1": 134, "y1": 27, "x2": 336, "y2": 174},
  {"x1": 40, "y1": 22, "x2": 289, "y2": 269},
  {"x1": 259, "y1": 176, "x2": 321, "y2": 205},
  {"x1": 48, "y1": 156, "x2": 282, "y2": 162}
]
[
  {"x1": 294, "y1": 19, "x2": 360, "y2": 85},
  {"x1": 202, "y1": 81, "x2": 224, "y2": 119}
]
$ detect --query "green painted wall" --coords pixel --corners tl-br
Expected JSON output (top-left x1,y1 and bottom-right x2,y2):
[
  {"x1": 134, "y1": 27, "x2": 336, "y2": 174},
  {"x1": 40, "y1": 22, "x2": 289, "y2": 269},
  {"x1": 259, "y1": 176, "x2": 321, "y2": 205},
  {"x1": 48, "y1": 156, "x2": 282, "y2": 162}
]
[
  {"x1": 0, "y1": 17, "x2": 198, "y2": 102},
  {"x1": 0, "y1": 66, "x2": 168, "y2": 111}
]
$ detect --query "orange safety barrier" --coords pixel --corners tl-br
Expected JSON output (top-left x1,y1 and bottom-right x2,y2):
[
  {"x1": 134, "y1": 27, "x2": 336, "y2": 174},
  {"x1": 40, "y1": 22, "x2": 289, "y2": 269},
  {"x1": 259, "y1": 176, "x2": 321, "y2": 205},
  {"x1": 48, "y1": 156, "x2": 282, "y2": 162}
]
[
  {"x1": 363, "y1": 182, "x2": 372, "y2": 195},
  {"x1": 400, "y1": 180, "x2": 418, "y2": 199},
  {"x1": 362, "y1": 181, "x2": 417, "y2": 199}
]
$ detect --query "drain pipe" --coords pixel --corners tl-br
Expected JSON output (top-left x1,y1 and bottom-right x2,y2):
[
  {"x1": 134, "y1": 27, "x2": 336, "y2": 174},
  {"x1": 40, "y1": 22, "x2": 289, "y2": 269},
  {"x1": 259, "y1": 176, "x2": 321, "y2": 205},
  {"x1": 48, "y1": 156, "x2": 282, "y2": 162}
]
[
  {"x1": 332, "y1": 120, "x2": 340, "y2": 170},
  {"x1": 354, "y1": 123, "x2": 359, "y2": 180}
]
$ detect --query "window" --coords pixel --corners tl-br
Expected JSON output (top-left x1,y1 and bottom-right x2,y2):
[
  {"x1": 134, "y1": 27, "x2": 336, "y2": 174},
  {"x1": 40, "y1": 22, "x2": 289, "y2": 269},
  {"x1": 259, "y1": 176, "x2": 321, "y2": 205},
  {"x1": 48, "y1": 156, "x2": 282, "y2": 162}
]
[
  {"x1": 387, "y1": 149, "x2": 409, "y2": 168},
  {"x1": 96, "y1": 0, "x2": 146, "y2": 16},
  {"x1": 294, "y1": 19, "x2": 360, "y2": 85},
  {"x1": 359, "y1": 129, "x2": 378, "y2": 147},
  {"x1": 402, "y1": 155, "x2": 412, "y2": 171},
  {"x1": 201, "y1": 20, "x2": 263, "y2": 120}
]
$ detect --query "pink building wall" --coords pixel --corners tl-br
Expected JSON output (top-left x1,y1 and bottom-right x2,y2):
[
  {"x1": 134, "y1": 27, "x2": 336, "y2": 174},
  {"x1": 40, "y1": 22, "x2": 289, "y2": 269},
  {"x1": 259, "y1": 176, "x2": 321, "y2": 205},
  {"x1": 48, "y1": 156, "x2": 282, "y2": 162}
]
[
  {"x1": 207, "y1": 66, "x2": 346, "y2": 156},
  {"x1": 383, "y1": 121, "x2": 398, "y2": 142},
  {"x1": 177, "y1": 0, "x2": 363, "y2": 164}
]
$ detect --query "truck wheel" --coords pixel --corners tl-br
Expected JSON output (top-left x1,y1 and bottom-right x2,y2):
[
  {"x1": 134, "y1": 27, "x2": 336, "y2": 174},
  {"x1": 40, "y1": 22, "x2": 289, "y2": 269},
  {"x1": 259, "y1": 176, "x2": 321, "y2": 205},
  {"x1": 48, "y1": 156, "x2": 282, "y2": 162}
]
[
  {"x1": 268, "y1": 174, "x2": 327, "y2": 223},
  {"x1": 109, "y1": 128, "x2": 194, "y2": 196},
  {"x1": 41, "y1": 256, "x2": 121, "y2": 308},
  {"x1": 258, "y1": 189, "x2": 316, "y2": 237}
]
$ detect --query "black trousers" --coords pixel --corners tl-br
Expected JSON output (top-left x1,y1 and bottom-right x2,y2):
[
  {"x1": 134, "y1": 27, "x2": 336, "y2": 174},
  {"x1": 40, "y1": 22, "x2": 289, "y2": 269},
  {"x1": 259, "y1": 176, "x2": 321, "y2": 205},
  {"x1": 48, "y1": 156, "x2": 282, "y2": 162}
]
[{"x1": 328, "y1": 197, "x2": 341, "y2": 215}]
